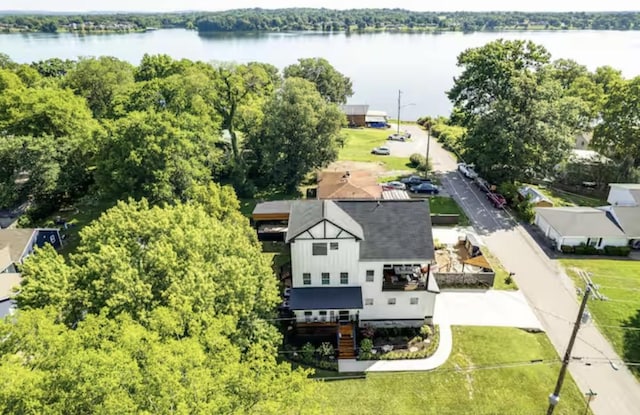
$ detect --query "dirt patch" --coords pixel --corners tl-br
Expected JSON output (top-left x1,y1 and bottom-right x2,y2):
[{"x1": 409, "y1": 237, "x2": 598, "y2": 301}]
[{"x1": 325, "y1": 161, "x2": 412, "y2": 178}]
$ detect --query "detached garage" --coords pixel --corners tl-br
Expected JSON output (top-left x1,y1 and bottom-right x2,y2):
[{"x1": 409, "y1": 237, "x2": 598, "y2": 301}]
[{"x1": 534, "y1": 207, "x2": 628, "y2": 251}]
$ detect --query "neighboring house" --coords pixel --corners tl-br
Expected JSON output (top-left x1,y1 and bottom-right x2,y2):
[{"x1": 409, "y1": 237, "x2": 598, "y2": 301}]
[
  {"x1": 0, "y1": 228, "x2": 63, "y2": 317},
  {"x1": 316, "y1": 171, "x2": 382, "y2": 200},
  {"x1": 341, "y1": 104, "x2": 369, "y2": 127},
  {"x1": 607, "y1": 183, "x2": 640, "y2": 207},
  {"x1": 518, "y1": 186, "x2": 553, "y2": 207},
  {"x1": 365, "y1": 110, "x2": 389, "y2": 128},
  {"x1": 598, "y1": 206, "x2": 640, "y2": 246},
  {"x1": 251, "y1": 200, "x2": 293, "y2": 242},
  {"x1": 286, "y1": 199, "x2": 438, "y2": 332},
  {"x1": 574, "y1": 132, "x2": 593, "y2": 150},
  {"x1": 534, "y1": 207, "x2": 628, "y2": 251}
]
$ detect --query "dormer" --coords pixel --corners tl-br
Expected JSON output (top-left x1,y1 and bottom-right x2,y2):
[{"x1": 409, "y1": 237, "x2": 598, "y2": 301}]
[{"x1": 286, "y1": 200, "x2": 364, "y2": 243}]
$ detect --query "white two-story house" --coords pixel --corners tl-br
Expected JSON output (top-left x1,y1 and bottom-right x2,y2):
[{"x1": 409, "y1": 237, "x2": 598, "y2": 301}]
[{"x1": 286, "y1": 199, "x2": 439, "y2": 329}]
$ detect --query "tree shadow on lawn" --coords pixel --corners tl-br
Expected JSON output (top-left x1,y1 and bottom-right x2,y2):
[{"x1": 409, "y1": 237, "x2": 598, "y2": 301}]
[{"x1": 623, "y1": 309, "x2": 640, "y2": 377}]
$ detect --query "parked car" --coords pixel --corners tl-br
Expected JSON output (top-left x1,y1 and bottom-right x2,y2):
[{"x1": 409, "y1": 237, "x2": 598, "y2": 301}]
[
  {"x1": 400, "y1": 175, "x2": 432, "y2": 186},
  {"x1": 458, "y1": 163, "x2": 478, "y2": 179},
  {"x1": 487, "y1": 192, "x2": 507, "y2": 208},
  {"x1": 474, "y1": 177, "x2": 491, "y2": 193},
  {"x1": 388, "y1": 133, "x2": 409, "y2": 141},
  {"x1": 382, "y1": 181, "x2": 406, "y2": 190},
  {"x1": 371, "y1": 146, "x2": 391, "y2": 155},
  {"x1": 410, "y1": 183, "x2": 440, "y2": 195}
]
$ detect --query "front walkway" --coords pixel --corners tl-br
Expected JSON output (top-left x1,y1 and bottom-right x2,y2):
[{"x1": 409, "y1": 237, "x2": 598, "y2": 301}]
[
  {"x1": 338, "y1": 322, "x2": 452, "y2": 373},
  {"x1": 434, "y1": 290, "x2": 543, "y2": 330}
]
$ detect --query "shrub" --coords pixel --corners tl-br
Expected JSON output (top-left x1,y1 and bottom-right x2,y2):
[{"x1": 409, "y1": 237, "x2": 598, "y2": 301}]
[
  {"x1": 317, "y1": 342, "x2": 335, "y2": 358},
  {"x1": 301, "y1": 342, "x2": 316, "y2": 364},
  {"x1": 361, "y1": 325, "x2": 375, "y2": 339},
  {"x1": 574, "y1": 245, "x2": 586, "y2": 255},
  {"x1": 603, "y1": 245, "x2": 631, "y2": 256},
  {"x1": 409, "y1": 153, "x2": 425, "y2": 168},
  {"x1": 360, "y1": 338, "x2": 373, "y2": 354},
  {"x1": 419, "y1": 324, "x2": 432, "y2": 338},
  {"x1": 560, "y1": 245, "x2": 575, "y2": 254},
  {"x1": 584, "y1": 245, "x2": 598, "y2": 255}
]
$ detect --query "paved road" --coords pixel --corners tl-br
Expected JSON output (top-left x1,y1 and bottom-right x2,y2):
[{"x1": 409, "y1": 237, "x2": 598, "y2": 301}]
[{"x1": 401, "y1": 123, "x2": 640, "y2": 415}]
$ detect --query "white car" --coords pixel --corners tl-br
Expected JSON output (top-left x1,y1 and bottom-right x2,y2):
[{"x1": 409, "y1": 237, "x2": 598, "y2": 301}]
[
  {"x1": 371, "y1": 146, "x2": 391, "y2": 155},
  {"x1": 387, "y1": 133, "x2": 409, "y2": 141},
  {"x1": 458, "y1": 163, "x2": 478, "y2": 179},
  {"x1": 382, "y1": 181, "x2": 406, "y2": 190}
]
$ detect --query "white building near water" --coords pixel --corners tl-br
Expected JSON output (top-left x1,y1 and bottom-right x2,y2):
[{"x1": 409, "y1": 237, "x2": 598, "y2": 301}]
[{"x1": 286, "y1": 199, "x2": 439, "y2": 328}]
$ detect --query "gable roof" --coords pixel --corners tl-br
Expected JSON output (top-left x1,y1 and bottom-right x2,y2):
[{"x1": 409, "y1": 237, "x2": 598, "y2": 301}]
[
  {"x1": 609, "y1": 206, "x2": 640, "y2": 237},
  {"x1": 0, "y1": 228, "x2": 35, "y2": 270},
  {"x1": 518, "y1": 186, "x2": 552, "y2": 205},
  {"x1": 317, "y1": 171, "x2": 382, "y2": 200},
  {"x1": 341, "y1": 104, "x2": 369, "y2": 116},
  {"x1": 285, "y1": 200, "x2": 364, "y2": 242},
  {"x1": 609, "y1": 183, "x2": 640, "y2": 190},
  {"x1": 535, "y1": 207, "x2": 625, "y2": 237},
  {"x1": 337, "y1": 200, "x2": 434, "y2": 261},
  {"x1": 289, "y1": 287, "x2": 363, "y2": 310}
]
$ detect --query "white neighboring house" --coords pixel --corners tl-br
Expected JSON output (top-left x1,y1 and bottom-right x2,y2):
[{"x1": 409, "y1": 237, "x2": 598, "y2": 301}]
[
  {"x1": 607, "y1": 183, "x2": 640, "y2": 207},
  {"x1": 286, "y1": 199, "x2": 438, "y2": 328},
  {"x1": 534, "y1": 207, "x2": 628, "y2": 251}
]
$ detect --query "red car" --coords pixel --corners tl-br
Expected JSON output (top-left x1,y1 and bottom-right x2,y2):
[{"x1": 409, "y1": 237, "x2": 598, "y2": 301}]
[{"x1": 487, "y1": 192, "x2": 507, "y2": 208}]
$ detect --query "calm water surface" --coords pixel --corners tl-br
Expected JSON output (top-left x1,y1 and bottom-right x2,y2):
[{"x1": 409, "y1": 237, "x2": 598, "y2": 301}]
[{"x1": 2, "y1": 29, "x2": 640, "y2": 118}]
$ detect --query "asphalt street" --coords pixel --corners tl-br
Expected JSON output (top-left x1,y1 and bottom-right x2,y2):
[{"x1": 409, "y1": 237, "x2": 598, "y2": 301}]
[{"x1": 396, "y1": 123, "x2": 640, "y2": 415}]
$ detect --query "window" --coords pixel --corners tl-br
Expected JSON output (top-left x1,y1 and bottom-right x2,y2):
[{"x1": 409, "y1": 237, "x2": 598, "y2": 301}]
[
  {"x1": 303, "y1": 273, "x2": 311, "y2": 285},
  {"x1": 304, "y1": 311, "x2": 312, "y2": 322},
  {"x1": 319, "y1": 311, "x2": 327, "y2": 321},
  {"x1": 340, "y1": 272, "x2": 349, "y2": 285},
  {"x1": 330, "y1": 242, "x2": 339, "y2": 250},
  {"x1": 312, "y1": 243, "x2": 327, "y2": 256},
  {"x1": 322, "y1": 273, "x2": 330, "y2": 285},
  {"x1": 388, "y1": 298, "x2": 396, "y2": 305},
  {"x1": 410, "y1": 297, "x2": 419, "y2": 305},
  {"x1": 365, "y1": 298, "x2": 374, "y2": 306},
  {"x1": 366, "y1": 270, "x2": 374, "y2": 282}
]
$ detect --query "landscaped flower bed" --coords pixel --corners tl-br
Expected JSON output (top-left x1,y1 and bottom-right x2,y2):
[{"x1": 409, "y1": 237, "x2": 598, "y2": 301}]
[
  {"x1": 358, "y1": 324, "x2": 439, "y2": 360},
  {"x1": 283, "y1": 342, "x2": 339, "y2": 371}
]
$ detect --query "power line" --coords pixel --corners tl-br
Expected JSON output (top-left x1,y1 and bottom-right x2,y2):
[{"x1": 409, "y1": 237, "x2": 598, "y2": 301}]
[{"x1": 597, "y1": 285, "x2": 640, "y2": 292}]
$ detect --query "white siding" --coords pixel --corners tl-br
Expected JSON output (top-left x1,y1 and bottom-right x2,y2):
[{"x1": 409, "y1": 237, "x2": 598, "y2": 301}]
[
  {"x1": 535, "y1": 214, "x2": 551, "y2": 237},
  {"x1": 559, "y1": 236, "x2": 628, "y2": 249},
  {"x1": 608, "y1": 188, "x2": 637, "y2": 207},
  {"x1": 290, "y1": 238, "x2": 359, "y2": 287}
]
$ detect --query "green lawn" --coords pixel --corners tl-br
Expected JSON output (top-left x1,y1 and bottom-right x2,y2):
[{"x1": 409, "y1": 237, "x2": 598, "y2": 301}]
[
  {"x1": 482, "y1": 246, "x2": 518, "y2": 290},
  {"x1": 429, "y1": 196, "x2": 469, "y2": 226},
  {"x1": 340, "y1": 128, "x2": 415, "y2": 172},
  {"x1": 321, "y1": 327, "x2": 588, "y2": 414},
  {"x1": 561, "y1": 259, "x2": 640, "y2": 378},
  {"x1": 531, "y1": 185, "x2": 606, "y2": 207}
]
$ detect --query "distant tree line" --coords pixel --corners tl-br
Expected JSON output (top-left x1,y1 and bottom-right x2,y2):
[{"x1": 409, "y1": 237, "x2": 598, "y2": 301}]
[{"x1": 2, "y1": 9, "x2": 640, "y2": 33}]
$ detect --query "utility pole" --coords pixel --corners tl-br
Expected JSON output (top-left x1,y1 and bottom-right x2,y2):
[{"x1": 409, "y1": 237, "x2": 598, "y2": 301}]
[
  {"x1": 396, "y1": 89, "x2": 401, "y2": 135},
  {"x1": 583, "y1": 389, "x2": 597, "y2": 415},
  {"x1": 547, "y1": 284, "x2": 592, "y2": 415}
]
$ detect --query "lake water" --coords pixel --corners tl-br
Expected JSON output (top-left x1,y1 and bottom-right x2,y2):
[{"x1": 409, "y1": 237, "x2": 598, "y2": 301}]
[{"x1": 2, "y1": 29, "x2": 640, "y2": 119}]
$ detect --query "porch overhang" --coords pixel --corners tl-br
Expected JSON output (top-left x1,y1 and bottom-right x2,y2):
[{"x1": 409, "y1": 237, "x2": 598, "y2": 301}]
[{"x1": 289, "y1": 287, "x2": 363, "y2": 310}]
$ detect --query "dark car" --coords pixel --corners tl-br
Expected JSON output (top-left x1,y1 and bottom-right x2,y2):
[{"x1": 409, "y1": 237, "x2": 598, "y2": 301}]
[
  {"x1": 401, "y1": 175, "x2": 432, "y2": 186},
  {"x1": 410, "y1": 183, "x2": 439, "y2": 194}
]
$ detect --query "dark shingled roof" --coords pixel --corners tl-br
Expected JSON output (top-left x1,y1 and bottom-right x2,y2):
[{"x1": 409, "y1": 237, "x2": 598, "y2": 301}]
[
  {"x1": 285, "y1": 200, "x2": 364, "y2": 242},
  {"x1": 336, "y1": 200, "x2": 434, "y2": 261},
  {"x1": 289, "y1": 287, "x2": 363, "y2": 310}
]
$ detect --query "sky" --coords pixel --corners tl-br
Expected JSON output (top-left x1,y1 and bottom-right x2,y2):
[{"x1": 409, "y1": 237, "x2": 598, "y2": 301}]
[{"x1": 0, "y1": 0, "x2": 639, "y2": 13}]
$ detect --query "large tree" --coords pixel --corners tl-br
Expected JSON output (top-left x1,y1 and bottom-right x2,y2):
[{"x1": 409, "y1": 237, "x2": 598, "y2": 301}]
[
  {"x1": 94, "y1": 110, "x2": 221, "y2": 203},
  {"x1": 591, "y1": 76, "x2": 640, "y2": 181},
  {"x1": 448, "y1": 39, "x2": 586, "y2": 183},
  {"x1": 246, "y1": 77, "x2": 345, "y2": 191},
  {"x1": 6, "y1": 188, "x2": 319, "y2": 412},
  {"x1": 284, "y1": 57, "x2": 353, "y2": 104}
]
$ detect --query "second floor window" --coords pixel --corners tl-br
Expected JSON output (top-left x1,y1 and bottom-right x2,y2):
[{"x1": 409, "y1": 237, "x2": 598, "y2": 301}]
[
  {"x1": 366, "y1": 270, "x2": 374, "y2": 282},
  {"x1": 303, "y1": 273, "x2": 311, "y2": 285},
  {"x1": 340, "y1": 272, "x2": 349, "y2": 284},
  {"x1": 388, "y1": 298, "x2": 396, "y2": 305},
  {"x1": 322, "y1": 273, "x2": 330, "y2": 285},
  {"x1": 330, "y1": 242, "x2": 339, "y2": 250},
  {"x1": 312, "y1": 243, "x2": 327, "y2": 256}
]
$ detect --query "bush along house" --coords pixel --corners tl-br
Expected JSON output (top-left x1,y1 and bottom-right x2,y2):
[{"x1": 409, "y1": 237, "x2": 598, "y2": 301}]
[{"x1": 284, "y1": 199, "x2": 439, "y2": 358}]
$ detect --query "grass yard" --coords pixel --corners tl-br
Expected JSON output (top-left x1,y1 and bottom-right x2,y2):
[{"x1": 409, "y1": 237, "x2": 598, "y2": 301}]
[
  {"x1": 340, "y1": 128, "x2": 415, "y2": 172},
  {"x1": 429, "y1": 196, "x2": 469, "y2": 226},
  {"x1": 531, "y1": 185, "x2": 606, "y2": 207},
  {"x1": 321, "y1": 327, "x2": 588, "y2": 415},
  {"x1": 482, "y1": 246, "x2": 518, "y2": 290},
  {"x1": 561, "y1": 259, "x2": 640, "y2": 378}
]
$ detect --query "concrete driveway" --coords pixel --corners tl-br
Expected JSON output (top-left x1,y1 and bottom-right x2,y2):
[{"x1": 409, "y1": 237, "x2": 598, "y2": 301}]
[{"x1": 434, "y1": 290, "x2": 543, "y2": 330}]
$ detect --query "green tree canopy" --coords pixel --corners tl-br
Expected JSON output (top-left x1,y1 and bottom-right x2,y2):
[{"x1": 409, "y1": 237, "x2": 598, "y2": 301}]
[
  {"x1": 246, "y1": 77, "x2": 345, "y2": 190},
  {"x1": 284, "y1": 57, "x2": 353, "y2": 104},
  {"x1": 94, "y1": 110, "x2": 221, "y2": 203}
]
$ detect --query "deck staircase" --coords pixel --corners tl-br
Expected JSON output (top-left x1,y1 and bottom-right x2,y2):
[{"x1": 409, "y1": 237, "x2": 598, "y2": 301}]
[{"x1": 338, "y1": 324, "x2": 356, "y2": 359}]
